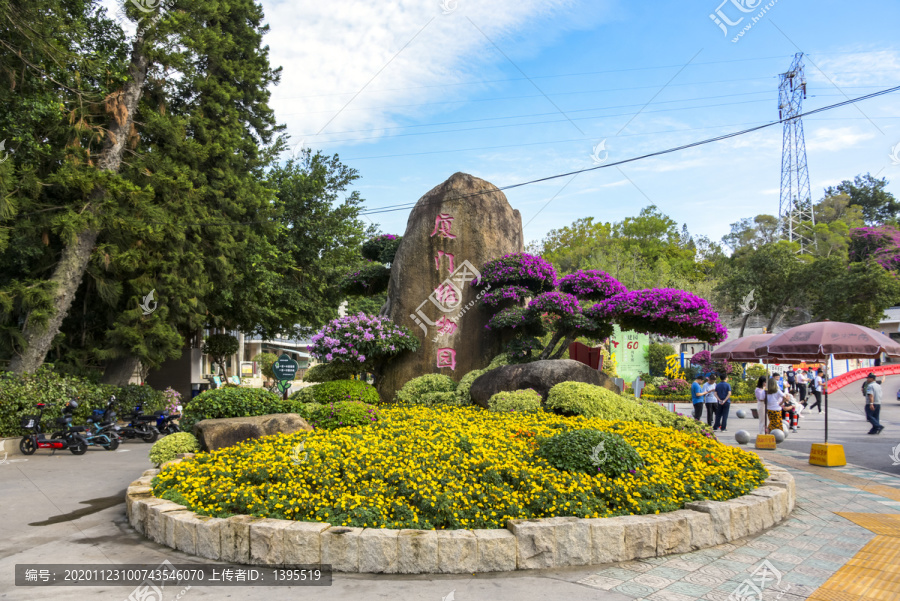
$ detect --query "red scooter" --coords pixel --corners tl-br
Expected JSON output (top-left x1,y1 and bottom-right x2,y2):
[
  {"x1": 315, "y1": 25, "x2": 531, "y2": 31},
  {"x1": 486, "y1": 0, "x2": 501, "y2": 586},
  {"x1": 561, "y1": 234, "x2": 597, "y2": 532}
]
[{"x1": 19, "y1": 401, "x2": 89, "y2": 455}]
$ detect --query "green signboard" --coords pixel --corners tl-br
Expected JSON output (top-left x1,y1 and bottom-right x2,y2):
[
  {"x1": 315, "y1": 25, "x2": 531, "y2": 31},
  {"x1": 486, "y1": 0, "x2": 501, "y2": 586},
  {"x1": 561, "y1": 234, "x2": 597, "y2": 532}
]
[
  {"x1": 611, "y1": 325, "x2": 649, "y2": 384},
  {"x1": 272, "y1": 353, "x2": 299, "y2": 381}
]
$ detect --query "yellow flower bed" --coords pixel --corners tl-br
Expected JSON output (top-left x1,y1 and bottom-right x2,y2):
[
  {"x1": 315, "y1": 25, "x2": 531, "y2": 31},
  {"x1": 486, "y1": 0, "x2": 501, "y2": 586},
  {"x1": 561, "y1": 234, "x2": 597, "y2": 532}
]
[{"x1": 152, "y1": 406, "x2": 767, "y2": 530}]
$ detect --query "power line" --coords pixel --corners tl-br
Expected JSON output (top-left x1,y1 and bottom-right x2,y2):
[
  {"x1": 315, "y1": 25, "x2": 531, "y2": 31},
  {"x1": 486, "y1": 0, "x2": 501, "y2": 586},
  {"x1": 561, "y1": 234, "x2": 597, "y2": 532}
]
[{"x1": 358, "y1": 84, "x2": 900, "y2": 216}]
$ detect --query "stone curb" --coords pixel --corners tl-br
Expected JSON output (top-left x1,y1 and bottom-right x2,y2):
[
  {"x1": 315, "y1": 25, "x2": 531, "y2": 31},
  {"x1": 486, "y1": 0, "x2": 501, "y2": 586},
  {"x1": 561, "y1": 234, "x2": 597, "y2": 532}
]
[{"x1": 128, "y1": 460, "x2": 794, "y2": 573}]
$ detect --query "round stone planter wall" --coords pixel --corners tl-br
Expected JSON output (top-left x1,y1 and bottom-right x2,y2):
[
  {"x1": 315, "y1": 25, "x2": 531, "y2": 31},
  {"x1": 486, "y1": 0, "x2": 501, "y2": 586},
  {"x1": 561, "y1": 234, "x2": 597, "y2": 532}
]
[{"x1": 126, "y1": 460, "x2": 795, "y2": 573}]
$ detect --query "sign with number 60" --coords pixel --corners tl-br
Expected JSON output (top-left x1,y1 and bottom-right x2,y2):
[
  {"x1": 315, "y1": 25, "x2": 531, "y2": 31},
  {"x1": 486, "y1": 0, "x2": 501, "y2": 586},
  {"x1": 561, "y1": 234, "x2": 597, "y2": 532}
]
[{"x1": 627, "y1": 341, "x2": 639, "y2": 349}]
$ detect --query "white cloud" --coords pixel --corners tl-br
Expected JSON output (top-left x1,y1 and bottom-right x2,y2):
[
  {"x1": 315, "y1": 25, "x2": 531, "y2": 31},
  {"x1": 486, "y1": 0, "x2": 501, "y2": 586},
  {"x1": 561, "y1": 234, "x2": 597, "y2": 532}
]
[
  {"x1": 808, "y1": 49, "x2": 900, "y2": 88},
  {"x1": 805, "y1": 126, "x2": 876, "y2": 152},
  {"x1": 263, "y1": 0, "x2": 610, "y2": 150}
]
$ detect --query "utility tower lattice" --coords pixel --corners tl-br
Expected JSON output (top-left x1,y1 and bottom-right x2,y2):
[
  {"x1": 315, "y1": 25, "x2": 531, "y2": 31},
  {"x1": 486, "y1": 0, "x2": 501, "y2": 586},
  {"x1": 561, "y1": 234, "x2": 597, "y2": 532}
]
[{"x1": 778, "y1": 53, "x2": 815, "y2": 253}]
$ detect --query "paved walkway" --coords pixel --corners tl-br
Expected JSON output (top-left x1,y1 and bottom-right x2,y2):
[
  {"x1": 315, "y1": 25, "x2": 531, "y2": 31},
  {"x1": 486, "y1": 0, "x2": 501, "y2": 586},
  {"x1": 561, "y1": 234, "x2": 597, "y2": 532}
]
[{"x1": 4, "y1": 397, "x2": 900, "y2": 600}]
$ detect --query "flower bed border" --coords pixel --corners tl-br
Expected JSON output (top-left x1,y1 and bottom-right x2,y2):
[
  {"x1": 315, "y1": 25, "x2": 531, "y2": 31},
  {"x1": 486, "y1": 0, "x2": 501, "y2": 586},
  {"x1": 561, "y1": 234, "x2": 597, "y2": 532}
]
[{"x1": 126, "y1": 460, "x2": 794, "y2": 573}]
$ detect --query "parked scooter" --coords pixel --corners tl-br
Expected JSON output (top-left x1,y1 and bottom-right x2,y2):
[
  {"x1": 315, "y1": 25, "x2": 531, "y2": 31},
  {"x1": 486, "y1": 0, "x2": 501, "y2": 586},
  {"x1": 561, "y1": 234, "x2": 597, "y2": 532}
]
[
  {"x1": 19, "y1": 402, "x2": 89, "y2": 455},
  {"x1": 83, "y1": 397, "x2": 120, "y2": 450},
  {"x1": 117, "y1": 400, "x2": 160, "y2": 443},
  {"x1": 154, "y1": 406, "x2": 182, "y2": 435}
]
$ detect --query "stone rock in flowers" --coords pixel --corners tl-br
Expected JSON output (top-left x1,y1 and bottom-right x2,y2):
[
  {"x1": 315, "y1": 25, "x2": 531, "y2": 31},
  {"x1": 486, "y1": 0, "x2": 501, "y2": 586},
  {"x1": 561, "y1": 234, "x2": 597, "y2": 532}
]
[{"x1": 468, "y1": 359, "x2": 621, "y2": 407}]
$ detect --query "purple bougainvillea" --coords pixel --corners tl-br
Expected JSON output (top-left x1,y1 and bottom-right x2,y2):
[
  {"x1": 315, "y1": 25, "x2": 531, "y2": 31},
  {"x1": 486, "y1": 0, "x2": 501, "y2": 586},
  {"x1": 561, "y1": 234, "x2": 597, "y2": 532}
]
[
  {"x1": 526, "y1": 291, "x2": 580, "y2": 316},
  {"x1": 558, "y1": 270, "x2": 627, "y2": 302},
  {"x1": 473, "y1": 253, "x2": 557, "y2": 293},
  {"x1": 310, "y1": 313, "x2": 419, "y2": 371},
  {"x1": 849, "y1": 226, "x2": 900, "y2": 271},
  {"x1": 481, "y1": 285, "x2": 533, "y2": 307},
  {"x1": 602, "y1": 289, "x2": 728, "y2": 345}
]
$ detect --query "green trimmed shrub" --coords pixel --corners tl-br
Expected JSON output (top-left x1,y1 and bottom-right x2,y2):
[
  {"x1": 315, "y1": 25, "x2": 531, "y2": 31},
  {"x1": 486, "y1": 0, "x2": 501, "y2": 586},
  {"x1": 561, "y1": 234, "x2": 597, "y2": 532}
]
[
  {"x1": 148, "y1": 432, "x2": 201, "y2": 466},
  {"x1": 292, "y1": 380, "x2": 379, "y2": 405},
  {"x1": 180, "y1": 388, "x2": 285, "y2": 432},
  {"x1": 394, "y1": 374, "x2": 456, "y2": 404},
  {"x1": 545, "y1": 381, "x2": 608, "y2": 417},
  {"x1": 308, "y1": 400, "x2": 382, "y2": 430},
  {"x1": 536, "y1": 429, "x2": 642, "y2": 478},
  {"x1": 419, "y1": 391, "x2": 462, "y2": 406},
  {"x1": 487, "y1": 353, "x2": 510, "y2": 369},
  {"x1": 0, "y1": 367, "x2": 128, "y2": 437},
  {"x1": 455, "y1": 368, "x2": 487, "y2": 405},
  {"x1": 302, "y1": 362, "x2": 349, "y2": 383},
  {"x1": 488, "y1": 389, "x2": 542, "y2": 413}
]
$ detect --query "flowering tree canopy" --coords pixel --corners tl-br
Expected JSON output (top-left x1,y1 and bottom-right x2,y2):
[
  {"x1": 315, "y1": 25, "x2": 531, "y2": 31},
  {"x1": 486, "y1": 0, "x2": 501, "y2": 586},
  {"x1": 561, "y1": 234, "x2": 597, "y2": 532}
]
[
  {"x1": 310, "y1": 313, "x2": 420, "y2": 378},
  {"x1": 361, "y1": 234, "x2": 403, "y2": 264},
  {"x1": 474, "y1": 253, "x2": 557, "y2": 293},
  {"x1": 339, "y1": 262, "x2": 391, "y2": 296},
  {"x1": 558, "y1": 269, "x2": 627, "y2": 301},
  {"x1": 849, "y1": 226, "x2": 900, "y2": 271},
  {"x1": 603, "y1": 289, "x2": 727, "y2": 345},
  {"x1": 689, "y1": 350, "x2": 738, "y2": 377}
]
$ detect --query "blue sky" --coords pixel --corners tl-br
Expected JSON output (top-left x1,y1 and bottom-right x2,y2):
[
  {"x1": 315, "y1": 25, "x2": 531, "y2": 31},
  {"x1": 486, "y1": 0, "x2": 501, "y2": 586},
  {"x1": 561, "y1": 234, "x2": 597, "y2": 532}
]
[{"x1": 113, "y1": 0, "x2": 900, "y2": 248}]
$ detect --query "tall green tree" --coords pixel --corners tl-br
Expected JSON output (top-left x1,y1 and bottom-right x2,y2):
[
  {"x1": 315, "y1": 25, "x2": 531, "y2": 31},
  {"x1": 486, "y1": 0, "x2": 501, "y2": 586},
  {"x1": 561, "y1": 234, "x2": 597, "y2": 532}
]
[
  {"x1": 806, "y1": 257, "x2": 900, "y2": 326},
  {"x1": 825, "y1": 174, "x2": 898, "y2": 225}
]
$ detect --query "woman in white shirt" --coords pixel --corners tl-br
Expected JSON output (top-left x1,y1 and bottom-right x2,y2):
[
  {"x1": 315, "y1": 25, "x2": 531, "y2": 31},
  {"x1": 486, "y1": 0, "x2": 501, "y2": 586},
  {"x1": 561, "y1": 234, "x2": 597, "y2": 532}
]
[
  {"x1": 754, "y1": 376, "x2": 768, "y2": 434},
  {"x1": 796, "y1": 369, "x2": 808, "y2": 406}
]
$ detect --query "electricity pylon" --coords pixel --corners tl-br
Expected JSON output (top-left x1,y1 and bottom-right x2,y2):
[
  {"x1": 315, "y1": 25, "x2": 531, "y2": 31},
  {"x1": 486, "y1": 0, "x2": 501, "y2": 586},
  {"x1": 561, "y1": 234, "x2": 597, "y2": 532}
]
[{"x1": 778, "y1": 52, "x2": 815, "y2": 253}]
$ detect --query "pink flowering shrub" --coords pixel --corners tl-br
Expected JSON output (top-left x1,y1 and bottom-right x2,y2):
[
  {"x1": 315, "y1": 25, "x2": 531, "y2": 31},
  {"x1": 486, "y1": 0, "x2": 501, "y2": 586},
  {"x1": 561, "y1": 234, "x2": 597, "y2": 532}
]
[
  {"x1": 849, "y1": 226, "x2": 900, "y2": 271},
  {"x1": 339, "y1": 262, "x2": 390, "y2": 296},
  {"x1": 481, "y1": 285, "x2": 532, "y2": 307},
  {"x1": 473, "y1": 253, "x2": 557, "y2": 293},
  {"x1": 361, "y1": 234, "x2": 403, "y2": 264},
  {"x1": 526, "y1": 291, "x2": 580, "y2": 316},
  {"x1": 558, "y1": 270, "x2": 627, "y2": 301},
  {"x1": 690, "y1": 350, "x2": 738, "y2": 377},
  {"x1": 602, "y1": 289, "x2": 727, "y2": 345},
  {"x1": 657, "y1": 379, "x2": 690, "y2": 396},
  {"x1": 310, "y1": 313, "x2": 419, "y2": 377}
]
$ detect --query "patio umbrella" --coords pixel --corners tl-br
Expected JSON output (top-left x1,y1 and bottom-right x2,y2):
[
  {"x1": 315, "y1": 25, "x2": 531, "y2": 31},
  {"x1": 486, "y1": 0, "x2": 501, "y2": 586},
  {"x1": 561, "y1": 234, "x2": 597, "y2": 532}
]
[
  {"x1": 710, "y1": 334, "x2": 774, "y2": 362},
  {"x1": 754, "y1": 320, "x2": 900, "y2": 443}
]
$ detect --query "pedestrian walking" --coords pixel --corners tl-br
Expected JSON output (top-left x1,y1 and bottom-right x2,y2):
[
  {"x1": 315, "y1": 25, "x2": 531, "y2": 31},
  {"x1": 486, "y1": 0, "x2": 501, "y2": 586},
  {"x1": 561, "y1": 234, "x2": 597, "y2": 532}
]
[
  {"x1": 864, "y1": 372, "x2": 884, "y2": 435},
  {"x1": 704, "y1": 374, "x2": 719, "y2": 427},
  {"x1": 713, "y1": 374, "x2": 732, "y2": 431},
  {"x1": 796, "y1": 369, "x2": 808, "y2": 404},
  {"x1": 808, "y1": 369, "x2": 824, "y2": 412},
  {"x1": 786, "y1": 366, "x2": 796, "y2": 394},
  {"x1": 755, "y1": 376, "x2": 768, "y2": 435},
  {"x1": 766, "y1": 374, "x2": 786, "y2": 433},
  {"x1": 691, "y1": 374, "x2": 706, "y2": 421}
]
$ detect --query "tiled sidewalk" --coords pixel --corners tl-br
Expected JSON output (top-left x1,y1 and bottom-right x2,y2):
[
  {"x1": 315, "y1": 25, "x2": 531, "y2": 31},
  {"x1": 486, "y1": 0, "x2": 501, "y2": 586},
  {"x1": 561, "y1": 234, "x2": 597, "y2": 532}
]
[{"x1": 577, "y1": 456, "x2": 900, "y2": 600}]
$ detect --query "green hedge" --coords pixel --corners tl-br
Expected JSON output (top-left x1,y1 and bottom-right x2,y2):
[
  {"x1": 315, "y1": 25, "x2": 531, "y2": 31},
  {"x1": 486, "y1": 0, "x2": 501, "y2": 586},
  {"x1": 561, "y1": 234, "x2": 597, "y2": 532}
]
[
  {"x1": 148, "y1": 432, "x2": 200, "y2": 466},
  {"x1": 0, "y1": 367, "x2": 154, "y2": 438},
  {"x1": 488, "y1": 389, "x2": 542, "y2": 413},
  {"x1": 546, "y1": 382, "x2": 714, "y2": 437},
  {"x1": 290, "y1": 380, "x2": 379, "y2": 405},
  {"x1": 641, "y1": 394, "x2": 756, "y2": 403},
  {"x1": 394, "y1": 374, "x2": 456, "y2": 404},
  {"x1": 180, "y1": 387, "x2": 289, "y2": 432},
  {"x1": 455, "y1": 368, "x2": 487, "y2": 406},
  {"x1": 537, "y1": 429, "x2": 642, "y2": 478},
  {"x1": 308, "y1": 401, "x2": 382, "y2": 430}
]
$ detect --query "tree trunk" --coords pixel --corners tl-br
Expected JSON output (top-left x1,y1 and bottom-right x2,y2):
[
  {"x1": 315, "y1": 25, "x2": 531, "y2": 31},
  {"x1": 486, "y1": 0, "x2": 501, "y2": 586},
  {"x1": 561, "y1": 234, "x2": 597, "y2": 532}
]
[
  {"x1": 550, "y1": 333, "x2": 577, "y2": 360},
  {"x1": 8, "y1": 35, "x2": 150, "y2": 375},
  {"x1": 539, "y1": 330, "x2": 566, "y2": 360},
  {"x1": 101, "y1": 355, "x2": 141, "y2": 386}
]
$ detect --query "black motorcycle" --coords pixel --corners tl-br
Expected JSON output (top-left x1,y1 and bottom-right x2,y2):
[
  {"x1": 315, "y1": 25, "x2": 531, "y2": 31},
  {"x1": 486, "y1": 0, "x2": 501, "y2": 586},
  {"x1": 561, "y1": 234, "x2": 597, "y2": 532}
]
[
  {"x1": 117, "y1": 400, "x2": 160, "y2": 443},
  {"x1": 154, "y1": 408, "x2": 182, "y2": 435},
  {"x1": 19, "y1": 401, "x2": 89, "y2": 455},
  {"x1": 84, "y1": 397, "x2": 121, "y2": 450}
]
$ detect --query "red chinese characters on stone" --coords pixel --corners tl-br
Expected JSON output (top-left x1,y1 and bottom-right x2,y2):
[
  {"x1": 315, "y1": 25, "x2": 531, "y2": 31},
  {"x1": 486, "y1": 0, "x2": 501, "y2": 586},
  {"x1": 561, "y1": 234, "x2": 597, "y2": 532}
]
[
  {"x1": 430, "y1": 213, "x2": 457, "y2": 239},
  {"x1": 435, "y1": 316, "x2": 458, "y2": 336},
  {"x1": 433, "y1": 283, "x2": 460, "y2": 307},
  {"x1": 436, "y1": 348, "x2": 457, "y2": 370},
  {"x1": 434, "y1": 250, "x2": 455, "y2": 272}
]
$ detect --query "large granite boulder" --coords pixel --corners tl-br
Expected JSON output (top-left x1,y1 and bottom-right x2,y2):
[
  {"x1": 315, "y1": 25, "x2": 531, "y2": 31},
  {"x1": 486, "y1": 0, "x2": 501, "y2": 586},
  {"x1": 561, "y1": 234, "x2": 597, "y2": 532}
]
[
  {"x1": 193, "y1": 414, "x2": 313, "y2": 451},
  {"x1": 377, "y1": 172, "x2": 523, "y2": 402},
  {"x1": 469, "y1": 359, "x2": 621, "y2": 408}
]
